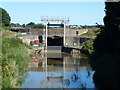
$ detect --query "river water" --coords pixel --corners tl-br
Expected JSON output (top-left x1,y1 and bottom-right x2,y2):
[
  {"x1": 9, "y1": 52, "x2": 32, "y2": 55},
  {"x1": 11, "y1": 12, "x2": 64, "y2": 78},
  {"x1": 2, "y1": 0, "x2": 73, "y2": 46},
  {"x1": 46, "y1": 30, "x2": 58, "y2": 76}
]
[{"x1": 21, "y1": 51, "x2": 95, "y2": 88}]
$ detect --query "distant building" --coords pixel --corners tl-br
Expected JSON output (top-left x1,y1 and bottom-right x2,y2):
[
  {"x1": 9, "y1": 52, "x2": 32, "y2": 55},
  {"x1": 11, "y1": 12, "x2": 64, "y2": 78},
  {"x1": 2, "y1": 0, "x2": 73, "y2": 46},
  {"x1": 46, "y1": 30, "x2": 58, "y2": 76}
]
[{"x1": 69, "y1": 25, "x2": 81, "y2": 28}]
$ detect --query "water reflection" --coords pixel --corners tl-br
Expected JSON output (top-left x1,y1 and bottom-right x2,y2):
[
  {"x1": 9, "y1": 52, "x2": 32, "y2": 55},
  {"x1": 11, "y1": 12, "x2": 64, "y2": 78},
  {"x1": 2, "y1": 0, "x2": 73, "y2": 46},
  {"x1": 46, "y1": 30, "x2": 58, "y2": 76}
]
[{"x1": 22, "y1": 52, "x2": 95, "y2": 88}]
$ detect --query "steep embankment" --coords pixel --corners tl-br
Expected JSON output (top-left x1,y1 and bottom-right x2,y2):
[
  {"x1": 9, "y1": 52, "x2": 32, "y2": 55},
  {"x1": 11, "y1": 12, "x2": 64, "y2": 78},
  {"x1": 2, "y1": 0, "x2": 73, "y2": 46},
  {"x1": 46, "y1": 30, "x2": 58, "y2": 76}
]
[{"x1": 2, "y1": 37, "x2": 30, "y2": 88}]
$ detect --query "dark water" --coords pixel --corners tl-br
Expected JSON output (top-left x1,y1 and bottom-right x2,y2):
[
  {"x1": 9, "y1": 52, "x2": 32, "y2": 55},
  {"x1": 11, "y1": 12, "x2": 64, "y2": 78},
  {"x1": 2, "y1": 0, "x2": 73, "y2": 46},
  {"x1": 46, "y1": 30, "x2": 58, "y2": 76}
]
[{"x1": 22, "y1": 51, "x2": 95, "y2": 88}]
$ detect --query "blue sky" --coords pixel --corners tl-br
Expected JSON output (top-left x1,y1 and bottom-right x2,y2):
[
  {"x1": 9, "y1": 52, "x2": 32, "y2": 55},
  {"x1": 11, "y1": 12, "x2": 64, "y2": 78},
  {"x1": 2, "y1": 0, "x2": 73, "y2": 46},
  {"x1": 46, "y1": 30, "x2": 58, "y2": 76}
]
[{"x1": 1, "y1": 2, "x2": 105, "y2": 25}]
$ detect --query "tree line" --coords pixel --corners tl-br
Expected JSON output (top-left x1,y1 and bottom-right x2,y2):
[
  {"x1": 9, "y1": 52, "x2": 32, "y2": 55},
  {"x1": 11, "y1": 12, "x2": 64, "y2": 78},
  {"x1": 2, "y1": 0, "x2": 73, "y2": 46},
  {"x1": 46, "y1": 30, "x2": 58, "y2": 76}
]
[{"x1": 10, "y1": 22, "x2": 45, "y2": 29}]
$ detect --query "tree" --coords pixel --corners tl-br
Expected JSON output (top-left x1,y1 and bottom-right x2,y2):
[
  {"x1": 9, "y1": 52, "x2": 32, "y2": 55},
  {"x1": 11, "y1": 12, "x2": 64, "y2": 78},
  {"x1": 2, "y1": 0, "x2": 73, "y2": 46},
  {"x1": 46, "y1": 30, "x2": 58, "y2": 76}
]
[
  {"x1": 25, "y1": 22, "x2": 45, "y2": 29},
  {"x1": 90, "y1": 2, "x2": 120, "y2": 89},
  {"x1": 26, "y1": 22, "x2": 35, "y2": 27},
  {"x1": 22, "y1": 24, "x2": 26, "y2": 27},
  {"x1": 0, "y1": 8, "x2": 11, "y2": 26},
  {"x1": 82, "y1": 39, "x2": 94, "y2": 54},
  {"x1": 10, "y1": 23, "x2": 21, "y2": 27},
  {"x1": 33, "y1": 23, "x2": 45, "y2": 29}
]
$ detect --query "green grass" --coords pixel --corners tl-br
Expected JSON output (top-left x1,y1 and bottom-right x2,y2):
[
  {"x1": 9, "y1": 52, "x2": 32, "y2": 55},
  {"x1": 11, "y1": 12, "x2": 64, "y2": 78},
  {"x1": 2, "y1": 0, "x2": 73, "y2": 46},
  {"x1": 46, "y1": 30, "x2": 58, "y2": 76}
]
[
  {"x1": 2, "y1": 30, "x2": 17, "y2": 38},
  {"x1": 81, "y1": 28, "x2": 101, "y2": 37},
  {"x1": 2, "y1": 38, "x2": 30, "y2": 88}
]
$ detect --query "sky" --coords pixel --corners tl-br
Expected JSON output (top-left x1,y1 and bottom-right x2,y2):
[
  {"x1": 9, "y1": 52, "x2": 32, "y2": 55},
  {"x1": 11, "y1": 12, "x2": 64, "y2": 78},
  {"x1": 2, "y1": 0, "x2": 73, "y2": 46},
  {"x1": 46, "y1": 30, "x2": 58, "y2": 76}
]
[{"x1": 1, "y1": 1, "x2": 105, "y2": 25}]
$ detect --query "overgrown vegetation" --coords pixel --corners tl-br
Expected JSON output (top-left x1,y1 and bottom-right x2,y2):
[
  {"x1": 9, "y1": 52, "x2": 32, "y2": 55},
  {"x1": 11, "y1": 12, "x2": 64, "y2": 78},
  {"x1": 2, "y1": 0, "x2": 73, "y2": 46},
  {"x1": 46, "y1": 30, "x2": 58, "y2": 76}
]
[
  {"x1": 82, "y1": 39, "x2": 94, "y2": 55},
  {"x1": 2, "y1": 38, "x2": 30, "y2": 88},
  {"x1": 0, "y1": 8, "x2": 31, "y2": 88},
  {"x1": 2, "y1": 30, "x2": 16, "y2": 38}
]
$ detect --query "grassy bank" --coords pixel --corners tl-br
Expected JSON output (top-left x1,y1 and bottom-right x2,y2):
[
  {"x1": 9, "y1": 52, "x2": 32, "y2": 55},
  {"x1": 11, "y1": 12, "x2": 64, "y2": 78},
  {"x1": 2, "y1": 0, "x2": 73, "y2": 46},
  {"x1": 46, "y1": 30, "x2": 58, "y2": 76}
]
[
  {"x1": 81, "y1": 28, "x2": 101, "y2": 37},
  {"x1": 2, "y1": 37, "x2": 30, "y2": 88}
]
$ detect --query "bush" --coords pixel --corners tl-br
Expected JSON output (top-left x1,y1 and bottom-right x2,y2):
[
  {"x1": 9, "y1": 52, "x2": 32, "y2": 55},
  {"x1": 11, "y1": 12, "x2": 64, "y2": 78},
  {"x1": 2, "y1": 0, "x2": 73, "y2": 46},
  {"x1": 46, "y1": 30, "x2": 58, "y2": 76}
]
[
  {"x1": 2, "y1": 38, "x2": 30, "y2": 88},
  {"x1": 82, "y1": 39, "x2": 94, "y2": 55}
]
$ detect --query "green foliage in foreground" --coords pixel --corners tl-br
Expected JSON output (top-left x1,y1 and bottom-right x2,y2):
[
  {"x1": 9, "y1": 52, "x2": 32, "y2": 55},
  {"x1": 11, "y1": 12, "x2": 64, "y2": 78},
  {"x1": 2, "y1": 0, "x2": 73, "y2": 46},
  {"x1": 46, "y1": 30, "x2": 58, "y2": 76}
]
[
  {"x1": 89, "y1": 2, "x2": 120, "y2": 88},
  {"x1": 2, "y1": 38, "x2": 30, "y2": 88}
]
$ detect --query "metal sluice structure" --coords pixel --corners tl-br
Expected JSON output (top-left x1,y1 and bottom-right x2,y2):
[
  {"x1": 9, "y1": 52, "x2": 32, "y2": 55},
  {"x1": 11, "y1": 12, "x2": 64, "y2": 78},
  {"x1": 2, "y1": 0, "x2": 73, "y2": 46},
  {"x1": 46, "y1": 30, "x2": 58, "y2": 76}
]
[{"x1": 41, "y1": 16, "x2": 70, "y2": 47}]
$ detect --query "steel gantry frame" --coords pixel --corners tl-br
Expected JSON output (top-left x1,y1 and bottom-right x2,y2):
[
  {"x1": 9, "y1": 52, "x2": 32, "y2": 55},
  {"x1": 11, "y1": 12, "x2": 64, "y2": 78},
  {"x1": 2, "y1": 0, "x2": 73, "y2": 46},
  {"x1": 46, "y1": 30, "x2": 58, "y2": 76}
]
[{"x1": 41, "y1": 16, "x2": 70, "y2": 48}]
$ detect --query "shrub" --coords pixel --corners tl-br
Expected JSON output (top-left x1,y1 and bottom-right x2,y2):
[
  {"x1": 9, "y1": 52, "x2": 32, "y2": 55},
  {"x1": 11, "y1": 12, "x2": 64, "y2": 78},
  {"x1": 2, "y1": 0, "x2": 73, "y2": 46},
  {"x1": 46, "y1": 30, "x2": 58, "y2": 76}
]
[
  {"x1": 82, "y1": 39, "x2": 94, "y2": 55},
  {"x1": 2, "y1": 38, "x2": 30, "y2": 88}
]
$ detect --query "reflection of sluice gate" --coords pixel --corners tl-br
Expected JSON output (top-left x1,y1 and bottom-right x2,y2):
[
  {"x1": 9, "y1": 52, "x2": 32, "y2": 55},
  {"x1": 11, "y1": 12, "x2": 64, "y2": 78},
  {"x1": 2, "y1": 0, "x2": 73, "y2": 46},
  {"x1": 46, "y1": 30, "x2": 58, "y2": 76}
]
[
  {"x1": 29, "y1": 56, "x2": 88, "y2": 71},
  {"x1": 47, "y1": 76, "x2": 63, "y2": 79},
  {"x1": 41, "y1": 78, "x2": 70, "y2": 87},
  {"x1": 28, "y1": 53, "x2": 93, "y2": 88},
  {"x1": 40, "y1": 57, "x2": 80, "y2": 87}
]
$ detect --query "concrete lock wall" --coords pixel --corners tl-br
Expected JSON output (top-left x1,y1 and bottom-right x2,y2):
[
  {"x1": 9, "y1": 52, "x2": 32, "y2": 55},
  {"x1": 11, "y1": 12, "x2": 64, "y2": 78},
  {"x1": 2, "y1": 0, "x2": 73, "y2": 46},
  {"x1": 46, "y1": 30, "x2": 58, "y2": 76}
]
[
  {"x1": 65, "y1": 37, "x2": 74, "y2": 46},
  {"x1": 29, "y1": 28, "x2": 88, "y2": 36},
  {"x1": 16, "y1": 28, "x2": 90, "y2": 46}
]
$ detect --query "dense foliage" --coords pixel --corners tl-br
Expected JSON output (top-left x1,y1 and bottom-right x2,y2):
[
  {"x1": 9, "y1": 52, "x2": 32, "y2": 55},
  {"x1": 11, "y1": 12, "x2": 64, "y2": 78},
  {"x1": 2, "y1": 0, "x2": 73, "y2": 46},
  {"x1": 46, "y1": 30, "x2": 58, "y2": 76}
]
[
  {"x1": 82, "y1": 39, "x2": 94, "y2": 55},
  {"x1": 2, "y1": 38, "x2": 30, "y2": 88},
  {"x1": 0, "y1": 8, "x2": 11, "y2": 26},
  {"x1": 26, "y1": 22, "x2": 45, "y2": 29},
  {"x1": 10, "y1": 23, "x2": 22, "y2": 27},
  {"x1": 10, "y1": 22, "x2": 45, "y2": 29},
  {"x1": 89, "y1": 2, "x2": 120, "y2": 89}
]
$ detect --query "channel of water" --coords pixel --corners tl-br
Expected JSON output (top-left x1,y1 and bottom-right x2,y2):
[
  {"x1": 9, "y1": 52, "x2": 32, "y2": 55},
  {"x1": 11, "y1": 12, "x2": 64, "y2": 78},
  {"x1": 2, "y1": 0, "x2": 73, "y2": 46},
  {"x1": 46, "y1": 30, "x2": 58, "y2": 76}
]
[{"x1": 21, "y1": 51, "x2": 96, "y2": 88}]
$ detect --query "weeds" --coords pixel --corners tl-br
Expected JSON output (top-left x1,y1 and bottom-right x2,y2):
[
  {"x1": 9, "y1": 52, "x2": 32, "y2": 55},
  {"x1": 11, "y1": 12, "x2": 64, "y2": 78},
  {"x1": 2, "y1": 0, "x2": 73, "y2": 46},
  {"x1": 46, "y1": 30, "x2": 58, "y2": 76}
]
[{"x1": 2, "y1": 38, "x2": 30, "y2": 88}]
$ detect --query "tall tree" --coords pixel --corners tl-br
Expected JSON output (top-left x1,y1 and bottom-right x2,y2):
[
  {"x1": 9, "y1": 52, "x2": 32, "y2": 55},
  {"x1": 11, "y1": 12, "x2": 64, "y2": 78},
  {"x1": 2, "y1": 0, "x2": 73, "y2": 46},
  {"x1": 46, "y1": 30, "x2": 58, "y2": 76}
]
[
  {"x1": 0, "y1": 8, "x2": 11, "y2": 26},
  {"x1": 90, "y1": 1, "x2": 120, "y2": 89}
]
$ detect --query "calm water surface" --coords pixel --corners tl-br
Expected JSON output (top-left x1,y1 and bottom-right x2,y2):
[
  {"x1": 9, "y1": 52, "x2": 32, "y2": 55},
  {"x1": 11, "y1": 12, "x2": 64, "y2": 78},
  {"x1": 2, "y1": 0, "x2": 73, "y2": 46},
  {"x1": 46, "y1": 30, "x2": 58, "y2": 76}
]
[{"x1": 22, "y1": 51, "x2": 95, "y2": 88}]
